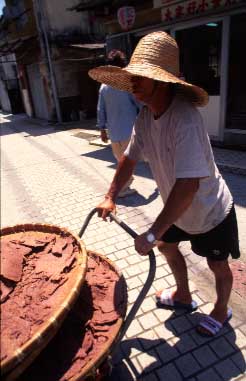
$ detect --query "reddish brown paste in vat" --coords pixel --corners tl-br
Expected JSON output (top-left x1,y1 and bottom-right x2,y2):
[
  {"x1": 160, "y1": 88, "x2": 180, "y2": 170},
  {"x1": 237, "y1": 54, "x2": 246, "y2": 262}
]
[
  {"x1": 19, "y1": 252, "x2": 127, "y2": 381},
  {"x1": 0, "y1": 231, "x2": 80, "y2": 363}
]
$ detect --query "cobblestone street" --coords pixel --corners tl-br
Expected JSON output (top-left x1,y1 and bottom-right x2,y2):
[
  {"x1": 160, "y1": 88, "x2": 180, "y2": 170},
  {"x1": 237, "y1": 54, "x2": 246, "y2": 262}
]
[{"x1": 1, "y1": 113, "x2": 246, "y2": 381}]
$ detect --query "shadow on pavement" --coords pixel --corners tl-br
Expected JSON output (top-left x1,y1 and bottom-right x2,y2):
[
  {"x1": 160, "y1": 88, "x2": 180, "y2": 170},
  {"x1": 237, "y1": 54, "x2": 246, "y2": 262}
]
[
  {"x1": 82, "y1": 145, "x2": 115, "y2": 164},
  {"x1": 109, "y1": 311, "x2": 245, "y2": 380},
  {"x1": 82, "y1": 147, "x2": 155, "y2": 181},
  {"x1": 0, "y1": 113, "x2": 96, "y2": 137},
  {"x1": 0, "y1": 114, "x2": 57, "y2": 137},
  {"x1": 117, "y1": 188, "x2": 159, "y2": 207},
  {"x1": 223, "y1": 172, "x2": 246, "y2": 208}
]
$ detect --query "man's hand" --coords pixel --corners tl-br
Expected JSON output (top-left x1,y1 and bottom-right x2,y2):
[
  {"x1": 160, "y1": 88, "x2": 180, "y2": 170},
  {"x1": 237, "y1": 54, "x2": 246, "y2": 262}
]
[
  {"x1": 135, "y1": 233, "x2": 155, "y2": 256},
  {"x1": 101, "y1": 129, "x2": 108, "y2": 143},
  {"x1": 96, "y1": 196, "x2": 116, "y2": 220}
]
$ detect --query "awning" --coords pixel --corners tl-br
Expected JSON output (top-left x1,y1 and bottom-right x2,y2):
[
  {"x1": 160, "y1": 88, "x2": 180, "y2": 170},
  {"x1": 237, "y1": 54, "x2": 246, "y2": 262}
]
[
  {"x1": 69, "y1": 43, "x2": 105, "y2": 50},
  {"x1": 54, "y1": 41, "x2": 106, "y2": 62},
  {"x1": 68, "y1": 0, "x2": 131, "y2": 11},
  {"x1": 68, "y1": 0, "x2": 111, "y2": 11}
]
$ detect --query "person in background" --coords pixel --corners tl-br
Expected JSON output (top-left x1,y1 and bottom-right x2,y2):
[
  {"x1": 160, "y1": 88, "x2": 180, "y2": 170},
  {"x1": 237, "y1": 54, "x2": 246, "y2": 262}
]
[
  {"x1": 89, "y1": 31, "x2": 240, "y2": 337},
  {"x1": 96, "y1": 50, "x2": 140, "y2": 197}
]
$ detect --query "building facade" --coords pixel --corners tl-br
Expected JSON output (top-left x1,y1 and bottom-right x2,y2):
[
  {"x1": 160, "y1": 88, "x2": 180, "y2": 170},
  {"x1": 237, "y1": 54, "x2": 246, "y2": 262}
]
[{"x1": 0, "y1": 0, "x2": 105, "y2": 122}]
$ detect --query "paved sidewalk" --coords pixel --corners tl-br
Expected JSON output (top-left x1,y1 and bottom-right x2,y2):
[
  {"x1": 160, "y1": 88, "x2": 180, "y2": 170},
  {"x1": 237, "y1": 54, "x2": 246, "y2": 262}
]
[{"x1": 1, "y1": 113, "x2": 246, "y2": 381}]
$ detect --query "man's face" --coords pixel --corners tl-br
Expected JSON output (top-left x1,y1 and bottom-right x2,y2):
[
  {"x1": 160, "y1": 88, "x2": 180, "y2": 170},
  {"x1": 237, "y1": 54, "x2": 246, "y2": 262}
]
[{"x1": 131, "y1": 76, "x2": 156, "y2": 104}]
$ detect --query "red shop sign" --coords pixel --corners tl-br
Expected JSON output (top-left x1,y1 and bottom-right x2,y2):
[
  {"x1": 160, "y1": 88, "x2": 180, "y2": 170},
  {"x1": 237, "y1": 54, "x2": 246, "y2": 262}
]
[
  {"x1": 161, "y1": 0, "x2": 242, "y2": 21},
  {"x1": 117, "y1": 6, "x2": 136, "y2": 31}
]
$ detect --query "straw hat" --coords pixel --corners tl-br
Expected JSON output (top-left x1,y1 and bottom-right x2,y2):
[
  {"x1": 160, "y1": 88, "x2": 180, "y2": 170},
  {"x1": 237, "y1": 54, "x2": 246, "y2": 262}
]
[{"x1": 89, "y1": 31, "x2": 208, "y2": 107}]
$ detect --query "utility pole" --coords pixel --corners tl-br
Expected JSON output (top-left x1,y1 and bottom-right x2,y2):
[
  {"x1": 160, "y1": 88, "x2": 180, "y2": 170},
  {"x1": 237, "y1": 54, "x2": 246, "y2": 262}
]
[{"x1": 33, "y1": 0, "x2": 62, "y2": 123}]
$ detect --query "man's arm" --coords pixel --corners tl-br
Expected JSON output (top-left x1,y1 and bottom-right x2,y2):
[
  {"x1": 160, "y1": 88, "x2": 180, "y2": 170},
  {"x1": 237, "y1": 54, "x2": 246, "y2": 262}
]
[
  {"x1": 96, "y1": 87, "x2": 108, "y2": 142},
  {"x1": 100, "y1": 129, "x2": 108, "y2": 143},
  {"x1": 97, "y1": 155, "x2": 137, "y2": 219},
  {"x1": 135, "y1": 178, "x2": 199, "y2": 254},
  {"x1": 107, "y1": 155, "x2": 137, "y2": 201}
]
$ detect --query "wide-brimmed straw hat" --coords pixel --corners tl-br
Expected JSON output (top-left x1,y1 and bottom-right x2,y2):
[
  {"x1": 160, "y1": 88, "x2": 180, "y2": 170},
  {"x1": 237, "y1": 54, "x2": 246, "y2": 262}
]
[{"x1": 89, "y1": 31, "x2": 208, "y2": 107}]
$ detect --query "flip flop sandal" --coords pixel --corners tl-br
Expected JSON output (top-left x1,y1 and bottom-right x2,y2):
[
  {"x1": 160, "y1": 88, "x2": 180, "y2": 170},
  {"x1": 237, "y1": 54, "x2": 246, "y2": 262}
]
[
  {"x1": 197, "y1": 308, "x2": 233, "y2": 337},
  {"x1": 156, "y1": 290, "x2": 198, "y2": 312}
]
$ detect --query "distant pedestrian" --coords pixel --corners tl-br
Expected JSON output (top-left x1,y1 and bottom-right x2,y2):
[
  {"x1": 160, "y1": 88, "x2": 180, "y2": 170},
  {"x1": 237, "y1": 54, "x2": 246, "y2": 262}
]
[
  {"x1": 96, "y1": 50, "x2": 140, "y2": 197},
  {"x1": 90, "y1": 31, "x2": 240, "y2": 337}
]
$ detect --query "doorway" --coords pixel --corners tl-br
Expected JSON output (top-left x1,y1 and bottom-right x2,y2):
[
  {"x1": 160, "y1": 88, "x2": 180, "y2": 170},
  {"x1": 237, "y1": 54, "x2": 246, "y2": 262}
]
[
  {"x1": 175, "y1": 23, "x2": 222, "y2": 95},
  {"x1": 172, "y1": 21, "x2": 223, "y2": 139},
  {"x1": 226, "y1": 13, "x2": 246, "y2": 131},
  {"x1": 26, "y1": 63, "x2": 49, "y2": 120}
]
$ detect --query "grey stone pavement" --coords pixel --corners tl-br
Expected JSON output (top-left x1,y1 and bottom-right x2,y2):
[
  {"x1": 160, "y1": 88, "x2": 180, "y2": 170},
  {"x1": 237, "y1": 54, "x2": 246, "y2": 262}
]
[{"x1": 1, "y1": 112, "x2": 246, "y2": 381}]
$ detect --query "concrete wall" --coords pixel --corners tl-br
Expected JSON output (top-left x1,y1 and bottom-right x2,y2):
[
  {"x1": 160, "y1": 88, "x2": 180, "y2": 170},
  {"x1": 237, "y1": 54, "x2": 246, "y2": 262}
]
[
  {"x1": 0, "y1": 79, "x2": 11, "y2": 112},
  {"x1": 43, "y1": 0, "x2": 85, "y2": 35},
  {"x1": 0, "y1": 54, "x2": 17, "y2": 80},
  {"x1": 3, "y1": 0, "x2": 37, "y2": 42},
  {"x1": 198, "y1": 96, "x2": 221, "y2": 140},
  {"x1": 54, "y1": 61, "x2": 80, "y2": 98}
]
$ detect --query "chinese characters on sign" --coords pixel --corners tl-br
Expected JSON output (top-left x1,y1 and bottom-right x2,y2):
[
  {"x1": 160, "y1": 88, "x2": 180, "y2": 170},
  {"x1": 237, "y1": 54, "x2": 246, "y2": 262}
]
[
  {"x1": 154, "y1": 0, "x2": 241, "y2": 22},
  {"x1": 117, "y1": 6, "x2": 136, "y2": 31}
]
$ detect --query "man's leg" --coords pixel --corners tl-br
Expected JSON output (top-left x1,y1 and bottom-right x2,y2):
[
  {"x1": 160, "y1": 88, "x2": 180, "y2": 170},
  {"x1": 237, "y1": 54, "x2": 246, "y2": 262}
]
[
  {"x1": 157, "y1": 242, "x2": 192, "y2": 304},
  {"x1": 112, "y1": 139, "x2": 134, "y2": 191},
  {"x1": 197, "y1": 258, "x2": 233, "y2": 335},
  {"x1": 206, "y1": 258, "x2": 233, "y2": 322}
]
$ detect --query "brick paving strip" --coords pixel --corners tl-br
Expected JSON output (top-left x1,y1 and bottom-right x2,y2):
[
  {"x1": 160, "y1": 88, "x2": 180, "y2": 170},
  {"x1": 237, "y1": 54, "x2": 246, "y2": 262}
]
[{"x1": 1, "y1": 114, "x2": 246, "y2": 381}]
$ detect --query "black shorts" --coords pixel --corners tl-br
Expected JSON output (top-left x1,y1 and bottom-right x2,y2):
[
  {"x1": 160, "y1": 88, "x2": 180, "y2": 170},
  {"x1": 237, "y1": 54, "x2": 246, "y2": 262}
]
[{"x1": 162, "y1": 205, "x2": 240, "y2": 261}]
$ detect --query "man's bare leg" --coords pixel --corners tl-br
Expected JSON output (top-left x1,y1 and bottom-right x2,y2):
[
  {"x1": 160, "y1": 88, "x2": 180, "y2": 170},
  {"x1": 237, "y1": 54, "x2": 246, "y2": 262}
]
[
  {"x1": 197, "y1": 259, "x2": 233, "y2": 335},
  {"x1": 156, "y1": 242, "x2": 192, "y2": 304},
  {"x1": 207, "y1": 259, "x2": 232, "y2": 321}
]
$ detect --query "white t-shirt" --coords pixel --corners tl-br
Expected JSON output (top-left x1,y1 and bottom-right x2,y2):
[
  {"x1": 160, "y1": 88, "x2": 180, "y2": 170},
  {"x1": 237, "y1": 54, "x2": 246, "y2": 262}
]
[{"x1": 125, "y1": 97, "x2": 233, "y2": 234}]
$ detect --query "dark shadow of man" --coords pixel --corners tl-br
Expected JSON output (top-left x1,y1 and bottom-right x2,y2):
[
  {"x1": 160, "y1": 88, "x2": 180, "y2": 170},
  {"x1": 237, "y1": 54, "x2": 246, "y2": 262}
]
[{"x1": 108, "y1": 310, "x2": 245, "y2": 380}]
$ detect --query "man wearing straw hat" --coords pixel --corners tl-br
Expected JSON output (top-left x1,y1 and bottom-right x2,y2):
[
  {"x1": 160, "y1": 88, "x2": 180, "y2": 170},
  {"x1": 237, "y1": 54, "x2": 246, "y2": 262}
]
[{"x1": 89, "y1": 31, "x2": 240, "y2": 337}]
